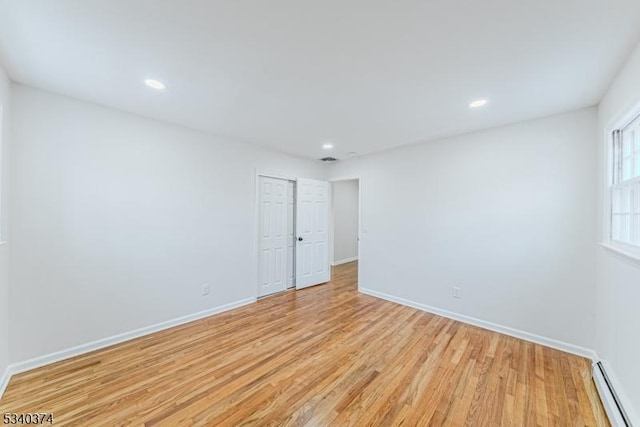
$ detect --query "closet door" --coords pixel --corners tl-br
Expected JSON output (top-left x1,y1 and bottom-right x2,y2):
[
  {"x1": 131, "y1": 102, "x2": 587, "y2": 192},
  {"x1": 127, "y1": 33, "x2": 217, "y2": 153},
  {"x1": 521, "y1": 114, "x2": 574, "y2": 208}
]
[{"x1": 258, "y1": 176, "x2": 287, "y2": 297}]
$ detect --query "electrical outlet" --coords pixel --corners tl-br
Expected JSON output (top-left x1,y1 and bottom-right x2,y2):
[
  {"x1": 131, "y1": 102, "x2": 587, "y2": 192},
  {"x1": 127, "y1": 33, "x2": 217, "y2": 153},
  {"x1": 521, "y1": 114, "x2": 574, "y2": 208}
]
[
  {"x1": 452, "y1": 286, "x2": 461, "y2": 299},
  {"x1": 201, "y1": 284, "x2": 210, "y2": 296}
]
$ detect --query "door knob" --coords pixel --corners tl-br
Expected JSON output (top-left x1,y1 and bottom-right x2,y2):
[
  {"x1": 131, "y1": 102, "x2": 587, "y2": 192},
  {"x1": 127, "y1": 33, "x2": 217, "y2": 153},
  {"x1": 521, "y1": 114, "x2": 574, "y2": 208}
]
[{"x1": 298, "y1": 237, "x2": 303, "y2": 241}]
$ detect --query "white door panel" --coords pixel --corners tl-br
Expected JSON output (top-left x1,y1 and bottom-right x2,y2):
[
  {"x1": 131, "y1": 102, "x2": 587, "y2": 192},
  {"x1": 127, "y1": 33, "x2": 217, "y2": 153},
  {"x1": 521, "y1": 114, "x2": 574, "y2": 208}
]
[
  {"x1": 258, "y1": 176, "x2": 288, "y2": 297},
  {"x1": 286, "y1": 181, "x2": 295, "y2": 288},
  {"x1": 296, "y1": 178, "x2": 330, "y2": 289}
]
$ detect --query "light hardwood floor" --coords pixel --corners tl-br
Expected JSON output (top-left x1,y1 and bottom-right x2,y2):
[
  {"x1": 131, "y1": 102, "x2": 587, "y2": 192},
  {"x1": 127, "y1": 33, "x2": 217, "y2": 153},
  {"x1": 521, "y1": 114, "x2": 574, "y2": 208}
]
[{"x1": 1, "y1": 262, "x2": 608, "y2": 426}]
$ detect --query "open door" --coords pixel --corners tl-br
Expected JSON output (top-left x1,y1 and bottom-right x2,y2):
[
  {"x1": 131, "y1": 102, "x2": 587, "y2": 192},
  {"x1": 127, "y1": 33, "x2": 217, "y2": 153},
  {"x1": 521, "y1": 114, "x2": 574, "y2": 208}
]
[{"x1": 295, "y1": 178, "x2": 330, "y2": 289}]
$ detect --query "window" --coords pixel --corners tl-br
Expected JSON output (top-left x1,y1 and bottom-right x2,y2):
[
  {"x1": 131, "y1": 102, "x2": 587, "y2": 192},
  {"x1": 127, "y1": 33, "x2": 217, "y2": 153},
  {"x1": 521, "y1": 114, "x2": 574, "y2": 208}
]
[{"x1": 611, "y1": 113, "x2": 640, "y2": 247}]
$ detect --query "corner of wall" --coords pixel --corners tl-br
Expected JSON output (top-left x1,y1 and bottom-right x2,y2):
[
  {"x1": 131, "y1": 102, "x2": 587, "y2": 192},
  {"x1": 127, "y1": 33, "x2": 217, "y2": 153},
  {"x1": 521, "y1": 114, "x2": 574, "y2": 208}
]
[{"x1": 0, "y1": 64, "x2": 12, "y2": 400}]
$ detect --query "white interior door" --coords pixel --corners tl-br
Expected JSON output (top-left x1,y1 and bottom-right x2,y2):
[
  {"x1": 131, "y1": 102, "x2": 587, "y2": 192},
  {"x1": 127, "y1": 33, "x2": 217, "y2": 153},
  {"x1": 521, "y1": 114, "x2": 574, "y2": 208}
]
[
  {"x1": 296, "y1": 178, "x2": 330, "y2": 289},
  {"x1": 258, "y1": 176, "x2": 288, "y2": 297},
  {"x1": 286, "y1": 181, "x2": 296, "y2": 289}
]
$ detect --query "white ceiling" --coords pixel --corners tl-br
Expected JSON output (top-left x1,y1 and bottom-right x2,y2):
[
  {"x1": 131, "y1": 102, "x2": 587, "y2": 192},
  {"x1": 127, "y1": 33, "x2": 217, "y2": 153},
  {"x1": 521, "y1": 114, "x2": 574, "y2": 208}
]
[{"x1": 1, "y1": 0, "x2": 639, "y2": 159}]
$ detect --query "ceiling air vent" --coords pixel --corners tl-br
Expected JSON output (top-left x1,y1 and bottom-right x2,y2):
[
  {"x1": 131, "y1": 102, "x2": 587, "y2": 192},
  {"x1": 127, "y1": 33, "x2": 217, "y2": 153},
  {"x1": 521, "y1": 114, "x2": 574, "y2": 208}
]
[{"x1": 320, "y1": 157, "x2": 338, "y2": 162}]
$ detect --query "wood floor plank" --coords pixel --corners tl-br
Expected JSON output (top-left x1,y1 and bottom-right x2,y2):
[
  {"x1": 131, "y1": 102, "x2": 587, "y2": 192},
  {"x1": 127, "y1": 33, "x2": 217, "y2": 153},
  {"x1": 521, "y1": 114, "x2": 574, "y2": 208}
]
[{"x1": 0, "y1": 261, "x2": 608, "y2": 426}]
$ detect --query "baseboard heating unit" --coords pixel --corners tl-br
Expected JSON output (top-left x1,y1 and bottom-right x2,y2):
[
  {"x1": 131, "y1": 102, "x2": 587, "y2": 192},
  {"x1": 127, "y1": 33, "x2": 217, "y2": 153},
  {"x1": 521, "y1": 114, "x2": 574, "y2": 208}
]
[{"x1": 593, "y1": 362, "x2": 633, "y2": 426}]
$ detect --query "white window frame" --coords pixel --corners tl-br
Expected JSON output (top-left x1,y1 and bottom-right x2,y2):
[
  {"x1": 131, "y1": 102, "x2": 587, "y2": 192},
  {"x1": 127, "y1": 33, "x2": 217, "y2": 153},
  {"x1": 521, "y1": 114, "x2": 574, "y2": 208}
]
[
  {"x1": 602, "y1": 101, "x2": 640, "y2": 261},
  {"x1": 0, "y1": 104, "x2": 4, "y2": 245}
]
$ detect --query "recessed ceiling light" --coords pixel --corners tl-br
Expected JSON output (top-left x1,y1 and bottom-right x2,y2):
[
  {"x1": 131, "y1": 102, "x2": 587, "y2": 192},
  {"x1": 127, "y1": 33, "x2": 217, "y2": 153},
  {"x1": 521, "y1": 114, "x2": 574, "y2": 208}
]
[
  {"x1": 469, "y1": 99, "x2": 488, "y2": 108},
  {"x1": 145, "y1": 79, "x2": 166, "y2": 90},
  {"x1": 322, "y1": 143, "x2": 334, "y2": 150}
]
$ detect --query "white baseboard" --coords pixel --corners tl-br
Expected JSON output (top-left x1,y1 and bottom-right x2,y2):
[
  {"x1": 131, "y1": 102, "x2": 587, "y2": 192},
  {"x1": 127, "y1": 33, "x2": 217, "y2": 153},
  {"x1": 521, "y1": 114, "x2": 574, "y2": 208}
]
[
  {"x1": 593, "y1": 360, "x2": 639, "y2": 427},
  {"x1": 359, "y1": 288, "x2": 597, "y2": 360},
  {"x1": 332, "y1": 256, "x2": 358, "y2": 266},
  {"x1": 0, "y1": 366, "x2": 10, "y2": 400},
  {"x1": 0, "y1": 297, "x2": 256, "y2": 399}
]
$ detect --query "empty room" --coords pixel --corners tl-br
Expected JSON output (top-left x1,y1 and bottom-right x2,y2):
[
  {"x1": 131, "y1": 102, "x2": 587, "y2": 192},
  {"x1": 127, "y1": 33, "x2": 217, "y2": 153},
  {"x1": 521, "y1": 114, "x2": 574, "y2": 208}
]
[{"x1": 0, "y1": 0, "x2": 639, "y2": 425}]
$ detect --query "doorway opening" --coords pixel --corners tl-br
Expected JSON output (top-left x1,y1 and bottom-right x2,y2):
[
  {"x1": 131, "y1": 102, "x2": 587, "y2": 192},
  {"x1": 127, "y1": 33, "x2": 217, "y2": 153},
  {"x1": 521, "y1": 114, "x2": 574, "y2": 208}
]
[{"x1": 329, "y1": 178, "x2": 360, "y2": 280}]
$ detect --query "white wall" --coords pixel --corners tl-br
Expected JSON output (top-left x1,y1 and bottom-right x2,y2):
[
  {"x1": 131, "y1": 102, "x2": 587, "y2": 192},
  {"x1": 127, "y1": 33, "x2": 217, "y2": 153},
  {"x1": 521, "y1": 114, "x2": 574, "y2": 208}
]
[
  {"x1": 331, "y1": 180, "x2": 359, "y2": 264},
  {"x1": 328, "y1": 108, "x2": 598, "y2": 351},
  {"x1": 0, "y1": 64, "x2": 11, "y2": 386},
  {"x1": 9, "y1": 85, "x2": 325, "y2": 364},
  {"x1": 596, "y1": 40, "x2": 640, "y2": 424}
]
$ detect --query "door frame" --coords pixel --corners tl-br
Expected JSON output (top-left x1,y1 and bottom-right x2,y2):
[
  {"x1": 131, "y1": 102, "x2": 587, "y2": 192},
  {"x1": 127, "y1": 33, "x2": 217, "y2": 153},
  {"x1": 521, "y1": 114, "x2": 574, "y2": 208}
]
[
  {"x1": 329, "y1": 176, "x2": 362, "y2": 291},
  {"x1": 253, "y1": 170, "x2": 297, "y2": 298},
  {"x1": 253, "y1": 171, "x2": 362, "y2": 296}
]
